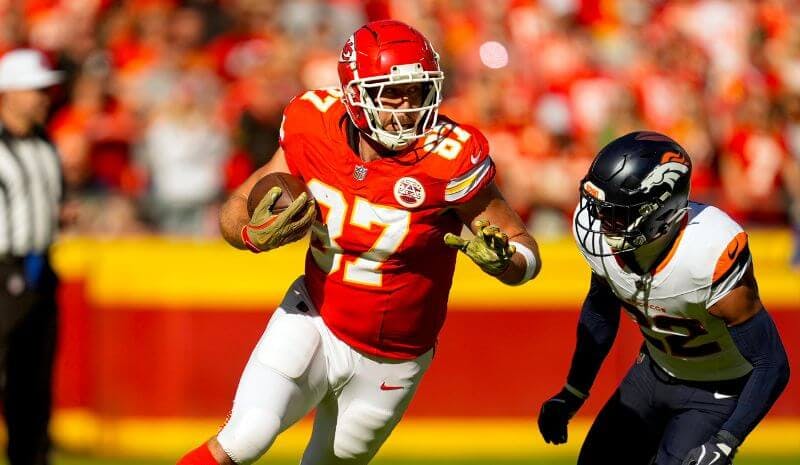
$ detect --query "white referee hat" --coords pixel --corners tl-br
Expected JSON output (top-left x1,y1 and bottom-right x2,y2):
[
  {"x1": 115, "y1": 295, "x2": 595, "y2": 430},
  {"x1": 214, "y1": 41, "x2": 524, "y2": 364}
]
[{"x1": 0, "y1": 49, "x2": 63, "y2": 91}]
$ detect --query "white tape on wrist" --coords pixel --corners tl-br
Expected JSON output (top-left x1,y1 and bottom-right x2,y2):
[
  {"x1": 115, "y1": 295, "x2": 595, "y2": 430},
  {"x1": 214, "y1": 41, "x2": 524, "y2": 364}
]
[{"x1": 509, "y1": 241, "x2": 537, "y2": 285}]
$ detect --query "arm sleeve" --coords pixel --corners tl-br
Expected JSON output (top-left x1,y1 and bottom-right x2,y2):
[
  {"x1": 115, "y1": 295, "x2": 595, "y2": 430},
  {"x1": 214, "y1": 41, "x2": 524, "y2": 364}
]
[
  {"x1": 721, "y1": 309, "x2": 790, "y2": 441},
  {"x1": 565, "y1": 273, "x2": 623, "y2": 395}
]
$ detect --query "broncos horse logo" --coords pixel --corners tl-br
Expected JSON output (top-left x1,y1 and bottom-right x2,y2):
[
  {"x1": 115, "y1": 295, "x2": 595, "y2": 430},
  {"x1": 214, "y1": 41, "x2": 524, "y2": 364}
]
[{"x1": 640, "y1": 160, "x2": 689, "y2": 194}]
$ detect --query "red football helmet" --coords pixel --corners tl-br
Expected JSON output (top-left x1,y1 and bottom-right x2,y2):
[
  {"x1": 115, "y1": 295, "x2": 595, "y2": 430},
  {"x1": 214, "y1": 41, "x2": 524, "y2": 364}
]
[{"x1": 338, "y1": 20, "x2": 444, "y2": 151}]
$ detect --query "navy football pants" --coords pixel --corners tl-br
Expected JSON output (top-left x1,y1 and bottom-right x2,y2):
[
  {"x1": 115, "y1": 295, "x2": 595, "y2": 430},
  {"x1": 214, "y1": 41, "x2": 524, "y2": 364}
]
[{"x1": 578, "y1": 350, "x2": 745, "y2": 465}]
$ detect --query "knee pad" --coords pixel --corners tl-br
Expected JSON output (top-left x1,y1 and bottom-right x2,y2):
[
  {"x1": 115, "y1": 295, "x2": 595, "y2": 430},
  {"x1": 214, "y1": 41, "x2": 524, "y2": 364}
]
[
  {"x1": 217, "y1": 407, "x2": 282, "y2": 464},
  {"x1": 333, "y1": 400, "x2": 395, "y2": 460},
  {"x1": 258, "y1": 311, "x2": 321, "y2": 380}
]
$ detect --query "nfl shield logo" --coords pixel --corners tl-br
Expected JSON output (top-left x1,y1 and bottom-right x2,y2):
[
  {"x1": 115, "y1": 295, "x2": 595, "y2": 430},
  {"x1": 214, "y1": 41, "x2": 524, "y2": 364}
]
[{"x1": 353, "y1": 165, "x2": 368, "y2": 181}]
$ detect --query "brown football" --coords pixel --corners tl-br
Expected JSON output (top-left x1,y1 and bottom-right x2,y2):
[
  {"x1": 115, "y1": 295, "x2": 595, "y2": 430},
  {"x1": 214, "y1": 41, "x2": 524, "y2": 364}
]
[{"x1": 247, "y1": 172, "x2": 312, "y2": 218}]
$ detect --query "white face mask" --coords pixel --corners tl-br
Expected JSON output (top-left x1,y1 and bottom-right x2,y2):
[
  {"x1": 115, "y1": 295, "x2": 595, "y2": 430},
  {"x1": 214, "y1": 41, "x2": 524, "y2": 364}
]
[{"x1": 344, "y1": 64, "x2": 444, "y2": 151}]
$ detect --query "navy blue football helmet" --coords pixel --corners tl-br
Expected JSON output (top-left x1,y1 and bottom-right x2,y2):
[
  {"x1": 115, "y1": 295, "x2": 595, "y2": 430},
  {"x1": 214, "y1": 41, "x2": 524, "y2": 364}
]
[{"x1": 575, "y1": 131, "x2": 692, "y2": 256}]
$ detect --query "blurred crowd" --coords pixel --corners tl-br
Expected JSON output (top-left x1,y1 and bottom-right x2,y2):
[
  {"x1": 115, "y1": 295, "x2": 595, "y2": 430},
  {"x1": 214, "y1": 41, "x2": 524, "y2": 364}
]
[{"x1": 1, "y1": 0, "x2": 799, "y2": 245}]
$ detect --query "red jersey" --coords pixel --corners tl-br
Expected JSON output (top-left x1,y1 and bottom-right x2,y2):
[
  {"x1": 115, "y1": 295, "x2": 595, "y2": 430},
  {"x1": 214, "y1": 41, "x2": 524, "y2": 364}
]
[{"x1": 279, "y1": 88, "x2": 496, "y2": 360}]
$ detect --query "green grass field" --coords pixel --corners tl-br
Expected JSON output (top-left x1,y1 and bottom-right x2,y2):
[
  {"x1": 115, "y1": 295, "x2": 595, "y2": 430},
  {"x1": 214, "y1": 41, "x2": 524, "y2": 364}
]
[{"x1": 6, "y1": 454, "x2": 795, "y2": 465}]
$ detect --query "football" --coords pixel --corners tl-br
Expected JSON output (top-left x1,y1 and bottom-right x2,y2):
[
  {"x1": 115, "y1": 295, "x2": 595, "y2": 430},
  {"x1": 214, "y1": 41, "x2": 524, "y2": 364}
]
[{"x1": 247, "y1": 172, "x2": 312, "y2": 218}]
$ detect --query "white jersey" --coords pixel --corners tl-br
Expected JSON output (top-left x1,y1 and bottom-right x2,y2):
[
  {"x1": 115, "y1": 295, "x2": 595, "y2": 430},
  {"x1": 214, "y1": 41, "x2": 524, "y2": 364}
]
[{"x1": 574, "y1": 202, "x2": 753, "y2": 382}]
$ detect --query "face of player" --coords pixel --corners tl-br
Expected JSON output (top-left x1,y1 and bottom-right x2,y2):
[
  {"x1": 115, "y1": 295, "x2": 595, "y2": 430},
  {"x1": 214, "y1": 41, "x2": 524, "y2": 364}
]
[
  {"x1": 593, "y1": 202, "x2": 677, "y2": 271},
  {"x1": 368, "y1": 82, "x2": 425, "y2": 133},
  {"x1": 588, "y1": 202, "x2": 637, "y2": 250}
]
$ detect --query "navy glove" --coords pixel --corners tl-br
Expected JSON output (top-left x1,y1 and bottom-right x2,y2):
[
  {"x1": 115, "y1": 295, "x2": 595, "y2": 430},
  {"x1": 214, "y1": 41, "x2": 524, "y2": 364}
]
[
  {"x1": 682, "y1": 431, "x2": 740, "y2": 465},
  {"x1": 538, "y1": 387, "x2": 586, "y2": 445}
]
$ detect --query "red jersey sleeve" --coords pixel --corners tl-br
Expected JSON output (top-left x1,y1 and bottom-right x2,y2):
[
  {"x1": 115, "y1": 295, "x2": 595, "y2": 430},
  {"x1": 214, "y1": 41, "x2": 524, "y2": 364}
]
[
  {"x1": 279, "y1": 88, "x2": 344, "y2": 179},
  {"x1": 440, "y1": 123, "x2": 496, "y2": 205}
]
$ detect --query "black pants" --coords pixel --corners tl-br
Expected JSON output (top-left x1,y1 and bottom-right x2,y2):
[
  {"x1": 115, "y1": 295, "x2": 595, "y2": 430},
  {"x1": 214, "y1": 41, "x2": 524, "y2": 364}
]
[
  {"x1": 578, "y1": 349, "x2": 747, "y2": 465},
  {"x1": 0, "y1": 258, "x2": 58, "y2": 465}
]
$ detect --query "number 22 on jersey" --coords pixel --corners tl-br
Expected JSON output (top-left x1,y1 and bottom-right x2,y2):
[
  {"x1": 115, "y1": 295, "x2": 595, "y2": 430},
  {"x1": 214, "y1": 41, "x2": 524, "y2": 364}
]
[
  {"x1": 622, "y1": 302, "x2": 722, "y2": 358},
  {"x1": 308, "y1": 179, "x2": 410, "y2": 287}
]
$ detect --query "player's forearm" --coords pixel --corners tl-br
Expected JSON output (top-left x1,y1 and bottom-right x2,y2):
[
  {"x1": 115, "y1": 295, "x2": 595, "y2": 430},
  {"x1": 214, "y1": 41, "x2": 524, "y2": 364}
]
[
  {"x1": 219, "y1": 194, "x2": 250, "y2": 249},
  {"x1": 496, "y1": 234, "x2": 541, "y2": 285},
  {"x1": 565, "y1": 278, "x2": 621, "y2": 395},
  {"x1": 721, "y1": 309, "x2": 790, "y2": 442}
]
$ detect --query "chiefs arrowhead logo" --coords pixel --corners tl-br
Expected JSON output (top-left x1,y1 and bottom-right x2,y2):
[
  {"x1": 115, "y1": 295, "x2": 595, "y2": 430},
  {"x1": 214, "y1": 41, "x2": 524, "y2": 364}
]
[{"x1": 340, "y1": 35, "x2": 355, "y2": 63}]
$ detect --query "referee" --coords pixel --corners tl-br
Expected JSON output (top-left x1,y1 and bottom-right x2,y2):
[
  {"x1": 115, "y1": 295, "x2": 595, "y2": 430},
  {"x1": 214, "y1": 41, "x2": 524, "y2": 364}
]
[{"x1": 0, "y1": 49, "x2": 64, "y2": 465}]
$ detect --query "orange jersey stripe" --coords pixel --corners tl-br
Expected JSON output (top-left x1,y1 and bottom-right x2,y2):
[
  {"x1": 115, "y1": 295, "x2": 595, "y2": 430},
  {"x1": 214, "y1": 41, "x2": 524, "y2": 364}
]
[
  {"x1": 713, "y1": 231, "x2": 749, "y2": 282},
  {"x1": 653, "y1": 217, "x2": 689, "y2": 275}
]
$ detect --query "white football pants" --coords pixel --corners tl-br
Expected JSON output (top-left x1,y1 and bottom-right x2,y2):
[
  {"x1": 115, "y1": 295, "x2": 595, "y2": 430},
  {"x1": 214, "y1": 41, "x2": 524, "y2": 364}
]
[{"x1": 217, "y1": 277, "x2": 433, "y2": 464}]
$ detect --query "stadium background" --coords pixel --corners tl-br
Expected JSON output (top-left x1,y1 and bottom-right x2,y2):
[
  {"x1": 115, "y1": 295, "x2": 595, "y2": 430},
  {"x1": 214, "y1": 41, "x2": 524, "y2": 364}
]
[{"x1": 1, "y1": 0, "x2": 799, "y2": 464}]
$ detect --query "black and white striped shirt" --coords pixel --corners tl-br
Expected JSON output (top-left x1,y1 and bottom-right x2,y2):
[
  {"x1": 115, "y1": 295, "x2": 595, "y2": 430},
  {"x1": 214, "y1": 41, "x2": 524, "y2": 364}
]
[{"x1": 0, "y1": 125, "x2": 62, "y2": 256}]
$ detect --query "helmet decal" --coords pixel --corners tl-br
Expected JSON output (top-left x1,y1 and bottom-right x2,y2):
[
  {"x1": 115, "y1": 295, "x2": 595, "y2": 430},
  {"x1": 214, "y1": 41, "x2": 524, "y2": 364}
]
[
  {"x1": 340, "y1": 35, "x2": 356, "y2": 63},
  {"x1": 660, "y1": 150, "x2": 689, "y2": 165},
  {"x1": 583, "y1": 180, "x2": 606, "y2": 201},
  {"x1": 639, "y1": 162, "x2": 690, "y2": 194}
]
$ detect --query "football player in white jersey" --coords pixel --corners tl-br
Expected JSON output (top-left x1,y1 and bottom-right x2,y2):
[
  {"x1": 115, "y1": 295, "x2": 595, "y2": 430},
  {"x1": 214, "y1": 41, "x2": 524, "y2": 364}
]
[{"x1": 538, "y1": 131, "x2": 790, "y2": 465}]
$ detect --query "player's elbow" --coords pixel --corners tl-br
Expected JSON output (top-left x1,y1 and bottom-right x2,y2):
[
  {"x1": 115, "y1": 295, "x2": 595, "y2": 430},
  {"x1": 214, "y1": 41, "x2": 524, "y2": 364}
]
[
  {"x1": 779, "y1": 364, "x2": 790, "y2": 393},
  {"x1": 769, "y1": 316, "x2": 790, "y2": 393},
  {"x1": 775, "y1": 348, "x2": 790, "y2": 393},
  {"x1": 756, "y1": 332, "x2": 790, "y2": 395}
]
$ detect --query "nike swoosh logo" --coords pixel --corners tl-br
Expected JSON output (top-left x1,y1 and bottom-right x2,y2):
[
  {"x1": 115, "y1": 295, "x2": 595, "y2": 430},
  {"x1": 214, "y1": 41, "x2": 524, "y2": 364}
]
[
  {"x1": 697, "y1": 445, "x2": 707, "y2": 464},
  {"x1": 709, "y1": 451, "x2": 721, "y2": 465},
  {"x1": 470, "y1": 151, "x2": 481, "y2": 165},
  {"x1": 380, "y1": 382, "x2": 404, "y2": 391},
  {"x1": 727, "y1": 240, "x2": 739, "y2": 259},
  {"x1": 713, "y1": 392, "x2": 735, "y2": 400}
]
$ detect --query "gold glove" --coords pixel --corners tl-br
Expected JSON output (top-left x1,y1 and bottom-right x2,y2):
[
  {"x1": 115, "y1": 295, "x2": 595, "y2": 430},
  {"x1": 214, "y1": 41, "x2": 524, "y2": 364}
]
[
  {"x1": 242, "y1": 187, "x2": 316, "y2": 253},
  {"x1": 444, "y1": 219, "x2": 516, "y2": 275}
]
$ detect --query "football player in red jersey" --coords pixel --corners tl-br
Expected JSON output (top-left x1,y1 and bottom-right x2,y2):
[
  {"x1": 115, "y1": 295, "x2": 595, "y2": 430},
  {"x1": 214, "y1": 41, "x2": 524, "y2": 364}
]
[{"x1": 178, "y1": 20, "x2": 541, "y2": 465}]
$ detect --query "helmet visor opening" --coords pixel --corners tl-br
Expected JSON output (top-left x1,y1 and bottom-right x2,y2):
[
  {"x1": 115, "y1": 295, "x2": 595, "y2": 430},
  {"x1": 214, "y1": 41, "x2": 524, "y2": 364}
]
[
  {"x1": 365, "y1": 82, "x2": 430, "y2": 106},
  {"x1": 576, "y1": 191, "x2": 651, "y2": 256},
  {"x1": 589, "y1": 201, "x2": 643, "y2": 236}
]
